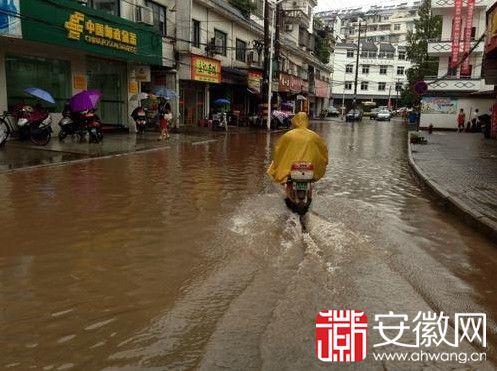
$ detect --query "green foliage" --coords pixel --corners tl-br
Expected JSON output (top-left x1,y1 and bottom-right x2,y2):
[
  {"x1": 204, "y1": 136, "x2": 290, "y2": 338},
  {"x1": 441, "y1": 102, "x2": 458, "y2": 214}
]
[
  {"x1": 229, "y1": 0, "x2": 257, "y2": 17},
  {"x1": 401, "y1": 0, "x2": 442, "y2": 106},
  {"x1": 314, "y1": 19, "x2": 334, "y2": 65}
]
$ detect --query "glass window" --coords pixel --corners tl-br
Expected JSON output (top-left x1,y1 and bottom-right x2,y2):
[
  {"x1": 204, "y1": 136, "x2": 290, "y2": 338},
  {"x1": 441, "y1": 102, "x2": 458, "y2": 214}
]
[
  {"x1": 145, "y1": 1, "x2": 166, "y2": 36},
  {"x1": 394, "y1": 24, "x2": 401, "y2": 30},
  {"x1": 88, "y1": 0, "x2": 119, "y2": 16},
  {"x1": 378, "y1": 82, "x2": 386, "y2": 91},
  {"x1": 398, "y1": 51, "x2": 406, "y2": 60},
  {"x1": 347, "y1": 50, "x2": 354, "y2": 58},
  {"x1": 236, "y1": 39, "x2": 246, "y2": 62},
  {"x1": 192, "y1": 19, "x2": 200, "y2": 48},
  {"x1": 362, "y1": 65, "x2": 369, "y2": 74},
  {"x1": 361, "y1": 81, "x2": 368, "y2": 90},
  {"x1": 395, "y1": 82, "x2": 403, "y2": 91},
  {"x1": 346, "y1": 64, "x2": 353, "y2": 73},
  {"x1": 345, "y1": 81, "x2": 353, "y2": 90},
  {"x1": 397, "y1": 66, "x2": 405, "y2": 75},
  {"x1": 5, "y1": 54, "x2": 71, "y2": 112},
  {"x1": 380, "y1": 65, "x2": 387, "y2": 74},
  {"x1": 214, "y1": 29, "x2": 227, "y2": 56}
]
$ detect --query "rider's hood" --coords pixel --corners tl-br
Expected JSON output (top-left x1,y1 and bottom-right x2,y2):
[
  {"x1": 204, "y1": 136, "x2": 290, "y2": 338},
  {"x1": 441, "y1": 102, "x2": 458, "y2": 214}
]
[{"x1": 291, "y1": 112, "x2": 310, "y2": 129}]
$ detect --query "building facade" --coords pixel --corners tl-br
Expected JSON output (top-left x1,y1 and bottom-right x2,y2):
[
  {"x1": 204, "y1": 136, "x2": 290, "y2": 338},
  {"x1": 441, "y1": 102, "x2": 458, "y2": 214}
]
[
  {"x1": 422, "y1": 0, "x2": 494, "y2": 129},
  {"x1": 0, "y1": 0, "x2": 176, "y2": 128},
  {"x1": 175, "y1": 0, "x2": 332, "y2": 125},
  {"x1": 329, "y1": 42, "x2": 411, "y2": 108},
  {"x1": 317, "y1": 1, "x2": 420, "y2": 109},
  {"x1": 0, "y1": 0, "x2": 331, "y2": 129}
]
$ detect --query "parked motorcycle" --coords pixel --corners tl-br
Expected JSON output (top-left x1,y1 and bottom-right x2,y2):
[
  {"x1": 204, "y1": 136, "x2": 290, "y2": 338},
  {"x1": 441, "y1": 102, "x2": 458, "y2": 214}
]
[
  {"x1": 284, "y1": 162, "x2": 314, "y2": 215},
  {"x1": 14, "y1": 105, "x2": 52, "y2": 146},
  {"x1": 131, "y1": 106, "x2": 147, "y2": 134},
  {"x1": 58, "y1": 105, "x2": 103, "y2": 143},
  {"x1": 82, "y1": 110, "x2": 103, "y2": 143},
  {"x1": 211, "y1": 112, "x2": 228, "y2": 131},
  {"x1": 58, "y1": 104, "x2": 85, "y2": 142}
]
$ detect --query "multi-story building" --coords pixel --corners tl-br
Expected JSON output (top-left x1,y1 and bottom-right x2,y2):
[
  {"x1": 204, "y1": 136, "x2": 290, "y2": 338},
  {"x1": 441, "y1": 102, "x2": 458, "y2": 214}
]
[
  {"x1": 0, "y1": 0, "x2": 331, "y2": 130},
  {"x1": 0, "y1": 0, "x2": 176, "y2": 128},
  {"x1": 329, "y1": 42, "x2": 411, "y2": 108},
  {"x1": 422, "y1": 0, "x2": 494, "y2": 129},
  {"x1": 175, "y1": 0, "x2": 332, "y2": 125},
  {"x1": 317, "y1": 1, "x2": 419, "y2": 108}
]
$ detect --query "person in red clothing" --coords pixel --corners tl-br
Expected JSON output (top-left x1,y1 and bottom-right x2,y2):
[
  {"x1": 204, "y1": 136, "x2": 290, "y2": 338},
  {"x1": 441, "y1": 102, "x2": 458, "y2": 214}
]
[
  {"x1": 158, "y1": 100, "x2": 172, "y2": 141},
  {"x1": 457, "y1": 108, "x2": 465, "y2": 133}
]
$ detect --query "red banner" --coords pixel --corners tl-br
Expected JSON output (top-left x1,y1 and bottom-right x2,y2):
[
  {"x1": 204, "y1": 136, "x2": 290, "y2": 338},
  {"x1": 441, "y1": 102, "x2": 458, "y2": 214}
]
[
  {"x1": 451, "y1": 0, "x2": 463, "y2": 68},
  {"x1": 461, "y1": 0, "x2": 476, "y2": 75}
]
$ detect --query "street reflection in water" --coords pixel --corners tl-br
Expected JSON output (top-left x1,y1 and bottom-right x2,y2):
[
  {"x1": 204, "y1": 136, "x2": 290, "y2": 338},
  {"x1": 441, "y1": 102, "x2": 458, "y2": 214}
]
[{"x1": 0, "y1": 121, "x2": 496, "y2": 370}]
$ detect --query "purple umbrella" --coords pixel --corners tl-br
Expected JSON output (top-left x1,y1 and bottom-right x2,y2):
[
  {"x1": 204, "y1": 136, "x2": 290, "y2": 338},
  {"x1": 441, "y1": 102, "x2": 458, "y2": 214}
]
[{"x1": 69, "y1": 90, "x2": 103, "y2": 112}]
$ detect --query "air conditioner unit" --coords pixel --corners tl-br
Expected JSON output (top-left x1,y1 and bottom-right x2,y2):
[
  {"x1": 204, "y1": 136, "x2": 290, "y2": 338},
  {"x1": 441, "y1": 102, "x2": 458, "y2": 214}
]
[{"x1": 136, "y1": 6, "x2": 154, "y2": 26}]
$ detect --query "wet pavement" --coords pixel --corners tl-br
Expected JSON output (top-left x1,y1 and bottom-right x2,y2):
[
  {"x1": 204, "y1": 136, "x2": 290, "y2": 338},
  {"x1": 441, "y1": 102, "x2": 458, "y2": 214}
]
[
  {"x1": 411, "y1": 132, "x2": 497, "y2": 225},
  {"x1": 0, "y1": 131, "x2": 219, "y2": 172},
  {"x1": 1, "y1": 119, "x2": 497, "y2": 370}
]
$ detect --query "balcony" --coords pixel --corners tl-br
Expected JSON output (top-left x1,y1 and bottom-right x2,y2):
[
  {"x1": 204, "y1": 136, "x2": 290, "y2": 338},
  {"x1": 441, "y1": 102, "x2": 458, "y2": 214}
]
[
  {"x1": 427, "y1": 39, "x2": 484, "y2": 56},
  {"x1": 431, "y1": 0, "x2": 487, "y2": 9},
  {"x1": 425, "y1": 77, "x2": 482, "y2": 92},
  {"x1": 283, "y1": 8, "x2": 310, "y2": 27}
]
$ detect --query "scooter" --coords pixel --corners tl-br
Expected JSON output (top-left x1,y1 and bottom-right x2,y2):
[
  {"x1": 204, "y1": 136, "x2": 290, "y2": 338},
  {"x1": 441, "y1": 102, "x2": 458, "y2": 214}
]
[
  {"x1": 211, "y1": 112, "x2": 228, "y2": 131},
  {"x1": 284, "y1": 162, "x2": 314, "y2": 215},
  {"x1": 58, "y1": 104, "x2": 85, "y2": 142},
  {"x1": 82, "y1": 110, "x2": 103, "y2": 143},
  {"x1": 132, "y1": 107, "x2": 147, "y2": 134},
  {"x1": 15, "y1": 105, "x2": 52, "y2": 146}
]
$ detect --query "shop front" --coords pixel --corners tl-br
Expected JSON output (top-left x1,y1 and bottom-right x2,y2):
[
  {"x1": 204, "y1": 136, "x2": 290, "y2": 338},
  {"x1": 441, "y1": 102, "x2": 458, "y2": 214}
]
[
  {"x1": 1, "y1": 0, "x2": 163, "y2": 126},
  {"x1": 279, "y1": 73, "x2": 308, "y2": 113},
  {"x1": 179, "y1": 55, "x2": 221, "y2": 126},
  {"x1": 314, "y1": 79, "x2": 331, "y2": 117}
]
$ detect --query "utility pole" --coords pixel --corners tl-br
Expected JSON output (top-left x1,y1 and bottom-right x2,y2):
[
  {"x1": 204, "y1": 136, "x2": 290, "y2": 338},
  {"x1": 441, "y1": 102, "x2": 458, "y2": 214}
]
[
  {"x1": 396, "y1": 78, "x2": 401, "y2": 109},
  {"x1": 353, "y1": 19, "x2": 362, "y2": 110},
  {"x1": 263, "y1": 0, "x2": 271, "y2": 104},
  {"x1": 387, "y1": 85, "x2": 392, "y2": 109},
  {"x1": 265, "y1": 0, "x2": 285, "y2": 130}
]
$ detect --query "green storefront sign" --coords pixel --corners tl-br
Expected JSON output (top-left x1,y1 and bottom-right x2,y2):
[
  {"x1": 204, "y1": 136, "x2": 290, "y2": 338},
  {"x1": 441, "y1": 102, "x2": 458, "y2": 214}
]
[{"x1": 21, "y1": 0, "x2": 162, "y2": 65}]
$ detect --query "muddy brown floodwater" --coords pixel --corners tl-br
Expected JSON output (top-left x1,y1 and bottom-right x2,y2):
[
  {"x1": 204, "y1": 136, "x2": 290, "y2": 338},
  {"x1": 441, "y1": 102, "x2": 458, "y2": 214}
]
[{"x1": 1, "y1": 120, "x2": 497, "y2": 370}]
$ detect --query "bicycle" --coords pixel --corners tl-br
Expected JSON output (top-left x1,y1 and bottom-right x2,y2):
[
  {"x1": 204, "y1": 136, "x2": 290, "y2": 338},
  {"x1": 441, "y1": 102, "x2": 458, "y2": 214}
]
[{"x1": 0, "y1": 111, "x2": 15, "y2": 146}]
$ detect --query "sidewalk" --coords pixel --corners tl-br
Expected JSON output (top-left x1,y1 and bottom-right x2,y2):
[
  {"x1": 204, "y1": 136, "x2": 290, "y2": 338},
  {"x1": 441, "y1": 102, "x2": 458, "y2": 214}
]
[
  {"x1": 408, "y1": 131, "x2": 497, "y2": 242},
  {"x1": 0, "y1": 130, "x2": 220, "y2": 173}
]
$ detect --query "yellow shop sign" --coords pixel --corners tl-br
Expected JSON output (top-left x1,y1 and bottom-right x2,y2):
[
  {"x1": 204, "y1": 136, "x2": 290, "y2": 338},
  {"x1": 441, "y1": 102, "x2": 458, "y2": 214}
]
[{"x1": 64, "y1": 11, "x2": 138, "y2": 54}]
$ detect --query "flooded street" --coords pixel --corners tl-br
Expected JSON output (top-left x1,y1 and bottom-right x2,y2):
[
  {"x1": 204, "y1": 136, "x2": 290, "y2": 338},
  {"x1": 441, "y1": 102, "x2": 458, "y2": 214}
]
[{"x1": 1, "y1": 120, "x2": 497, "y2": 370}]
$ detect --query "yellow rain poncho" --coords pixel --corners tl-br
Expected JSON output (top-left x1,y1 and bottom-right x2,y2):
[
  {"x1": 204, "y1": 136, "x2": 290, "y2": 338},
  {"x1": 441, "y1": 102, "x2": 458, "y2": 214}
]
[{"x1": 267, "y1": 112, "x2": 328, "y2": 183}]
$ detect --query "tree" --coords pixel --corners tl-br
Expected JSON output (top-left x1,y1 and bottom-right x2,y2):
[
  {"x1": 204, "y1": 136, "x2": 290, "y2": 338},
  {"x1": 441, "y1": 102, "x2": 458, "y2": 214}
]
[
  {"x1": 229, "y1": 0, "x2": 256, "y2": 18},
  {"x1": 314, "y1": 19, "x2": 334, "y2": 65},
  {"x1": 401, "y1": 0, "x2": 442, "y2": 106}
]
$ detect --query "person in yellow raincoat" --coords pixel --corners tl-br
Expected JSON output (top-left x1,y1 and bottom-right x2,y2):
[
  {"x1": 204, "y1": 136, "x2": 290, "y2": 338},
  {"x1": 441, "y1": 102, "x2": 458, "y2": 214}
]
[{"x1": 267, "y1": 111, "x2": 328, "y2": 184}]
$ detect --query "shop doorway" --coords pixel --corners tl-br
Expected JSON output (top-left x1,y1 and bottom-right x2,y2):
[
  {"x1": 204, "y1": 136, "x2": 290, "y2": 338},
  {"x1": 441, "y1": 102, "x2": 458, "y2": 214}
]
[{"x1": 87, "y1": 56, "x2": 126, "y2": 125}]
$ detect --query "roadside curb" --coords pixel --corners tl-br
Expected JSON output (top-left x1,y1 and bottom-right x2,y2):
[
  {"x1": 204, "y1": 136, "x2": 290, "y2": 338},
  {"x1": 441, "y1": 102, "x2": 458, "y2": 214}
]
[{"x1": 407, "y1": 132, "x2": 497, "y2": 243}]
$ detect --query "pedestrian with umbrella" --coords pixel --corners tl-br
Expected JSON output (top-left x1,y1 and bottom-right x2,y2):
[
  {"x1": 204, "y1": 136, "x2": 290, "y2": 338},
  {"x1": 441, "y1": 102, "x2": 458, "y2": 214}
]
[{"x1": 213, "y1": 98, "x2": 230, "y2": 131}]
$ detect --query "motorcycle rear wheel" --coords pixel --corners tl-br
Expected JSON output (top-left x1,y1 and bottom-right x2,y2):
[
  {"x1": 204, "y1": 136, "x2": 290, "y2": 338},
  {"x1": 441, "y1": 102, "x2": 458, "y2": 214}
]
[
  {"x1": 58, "y1": 130, "x2": 68, "y2": 141},
  {"x1": 31, "y1": 131, "x2": 51, "y2": 146},
  {"x1": 0, "y1": 118, "x2": 10, "y2": 146}
]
